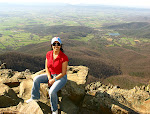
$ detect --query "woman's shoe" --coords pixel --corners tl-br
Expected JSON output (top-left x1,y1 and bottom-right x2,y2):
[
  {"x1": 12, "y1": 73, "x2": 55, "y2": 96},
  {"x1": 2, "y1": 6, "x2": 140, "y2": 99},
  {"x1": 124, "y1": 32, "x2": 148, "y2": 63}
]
[
  {"x1": 26, "y1": 98, "x2": 33, "y2": 103},
  {"x1": 52, "y1": 110, "x2": 58, "y2": 114},
  {"x1": 26, "y1": 98, "x2": 39, "y2": 103}
]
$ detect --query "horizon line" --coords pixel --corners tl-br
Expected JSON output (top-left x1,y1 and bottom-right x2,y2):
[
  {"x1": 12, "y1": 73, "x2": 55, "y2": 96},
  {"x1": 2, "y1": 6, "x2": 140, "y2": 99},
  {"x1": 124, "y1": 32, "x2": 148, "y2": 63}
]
[{"x1": 0, "y1": 2, "x2": 150, "y2": 9}]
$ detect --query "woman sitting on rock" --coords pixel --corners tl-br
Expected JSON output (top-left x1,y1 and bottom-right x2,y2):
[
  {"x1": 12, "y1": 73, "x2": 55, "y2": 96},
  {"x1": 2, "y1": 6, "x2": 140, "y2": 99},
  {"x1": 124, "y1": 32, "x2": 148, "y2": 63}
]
[{"x1": 26, "y1": 37, "x2": 69, "y2": 114}]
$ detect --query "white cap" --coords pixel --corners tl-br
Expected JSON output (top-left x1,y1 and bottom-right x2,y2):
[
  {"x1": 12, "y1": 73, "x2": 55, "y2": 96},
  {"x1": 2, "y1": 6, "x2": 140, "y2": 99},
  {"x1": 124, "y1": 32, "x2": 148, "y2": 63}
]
[{"x1": 51, "y1": 37, "x2": 62, "y2": 44}]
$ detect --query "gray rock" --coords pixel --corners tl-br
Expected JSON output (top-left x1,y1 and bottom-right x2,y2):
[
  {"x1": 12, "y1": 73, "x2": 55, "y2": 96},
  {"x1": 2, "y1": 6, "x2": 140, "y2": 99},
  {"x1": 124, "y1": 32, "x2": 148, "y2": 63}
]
[
  {"x1": 0, "y1": 83, "x2": 22, "y2": 108},
  {"x1": 60, "y1": 96, "x2": 79, "y2": 114},
  {"x1": 0, "y1": 63, "x2": 6, "y2": 69}
]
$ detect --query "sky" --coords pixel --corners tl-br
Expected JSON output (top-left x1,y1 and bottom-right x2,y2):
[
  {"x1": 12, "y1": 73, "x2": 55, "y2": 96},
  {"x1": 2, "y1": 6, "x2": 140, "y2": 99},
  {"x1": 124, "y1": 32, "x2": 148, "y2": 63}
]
[{"x1": 0, "y1": 0, "x2": 150, "y2": 9}]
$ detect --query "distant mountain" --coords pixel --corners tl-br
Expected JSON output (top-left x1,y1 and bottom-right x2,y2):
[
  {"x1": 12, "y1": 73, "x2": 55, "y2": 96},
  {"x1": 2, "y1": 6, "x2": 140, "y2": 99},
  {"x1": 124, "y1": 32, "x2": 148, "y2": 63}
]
[
  {"x1": 103, "y1": 22, "x2": 150, "y2": 38},
  {"x1": 103, "y1": 22, "x2": 149, "y2": 29},
  {"x1": 1, "y1": 2, "x2": 150, "y2": 11},
  {"x1": 0, "y1": 2, "x2": 69, "y2": 7}
]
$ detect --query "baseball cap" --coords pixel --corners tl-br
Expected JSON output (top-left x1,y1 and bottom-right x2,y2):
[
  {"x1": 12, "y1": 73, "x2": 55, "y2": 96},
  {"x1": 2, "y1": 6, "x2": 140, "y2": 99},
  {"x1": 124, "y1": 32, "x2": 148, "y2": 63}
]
[{"x1": 51, "y1": 37, "x2": 62, "y2": 44}]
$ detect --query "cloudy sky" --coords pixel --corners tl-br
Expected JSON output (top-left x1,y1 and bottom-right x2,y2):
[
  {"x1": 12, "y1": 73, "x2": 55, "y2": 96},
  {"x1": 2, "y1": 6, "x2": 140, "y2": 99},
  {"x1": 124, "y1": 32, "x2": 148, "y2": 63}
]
[{"x1": 0, "y1": 0, "x2": 150, "y2": 8}]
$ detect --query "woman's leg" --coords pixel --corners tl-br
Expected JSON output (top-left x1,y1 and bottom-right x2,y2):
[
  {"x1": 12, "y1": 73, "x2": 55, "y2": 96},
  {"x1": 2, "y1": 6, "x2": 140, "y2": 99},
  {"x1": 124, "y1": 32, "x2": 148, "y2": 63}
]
[
  {"x1": 31, "y1": 74, "x2": 48, "y2": 99},
  {"x1": 49, "y1": 75, "x2": 67, "y2": 111}
]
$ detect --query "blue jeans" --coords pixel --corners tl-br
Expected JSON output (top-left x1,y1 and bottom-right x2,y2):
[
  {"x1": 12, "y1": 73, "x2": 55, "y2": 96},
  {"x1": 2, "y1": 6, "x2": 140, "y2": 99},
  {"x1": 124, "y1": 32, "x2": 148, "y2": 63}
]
[{"x1": 31, "y1": 74, "x2": 67, "y2": 111}]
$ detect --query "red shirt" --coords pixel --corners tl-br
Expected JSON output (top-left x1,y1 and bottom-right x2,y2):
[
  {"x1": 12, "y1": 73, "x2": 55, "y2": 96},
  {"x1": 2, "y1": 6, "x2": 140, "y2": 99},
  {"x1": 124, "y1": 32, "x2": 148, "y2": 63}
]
[{"x1": 46, "y1": 50, "x2": 69, "y2": 74}]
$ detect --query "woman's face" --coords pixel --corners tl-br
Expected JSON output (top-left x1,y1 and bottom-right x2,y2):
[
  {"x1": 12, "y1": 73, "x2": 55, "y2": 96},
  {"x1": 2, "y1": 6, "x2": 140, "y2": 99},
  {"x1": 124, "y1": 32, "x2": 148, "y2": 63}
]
[{"x1": 52, "y1": 41, "x2": 61, "y2": 52}]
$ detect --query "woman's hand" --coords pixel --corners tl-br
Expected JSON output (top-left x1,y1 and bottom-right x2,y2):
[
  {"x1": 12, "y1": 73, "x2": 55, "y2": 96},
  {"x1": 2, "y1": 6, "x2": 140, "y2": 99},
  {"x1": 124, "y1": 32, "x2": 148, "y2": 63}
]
[{"x1": 48, "y1": 79, "x2": 55, "y2": 87}]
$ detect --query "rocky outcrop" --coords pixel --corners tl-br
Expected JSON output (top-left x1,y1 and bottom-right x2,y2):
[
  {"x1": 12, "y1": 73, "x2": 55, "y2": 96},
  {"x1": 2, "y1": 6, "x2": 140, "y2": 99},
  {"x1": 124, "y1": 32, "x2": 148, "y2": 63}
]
[
  {"x1": 83, "y1": 81, "x2": 150, "y2": 113},
  {"x1": 0, "y1": 61, "x2": 150, "y2": 114},
  {"x1": 0, "y1": 83, "x2": 23, "y2": 108},
  {"x1": 0, "y1": 62, "x2": 89, "y2": 113}
]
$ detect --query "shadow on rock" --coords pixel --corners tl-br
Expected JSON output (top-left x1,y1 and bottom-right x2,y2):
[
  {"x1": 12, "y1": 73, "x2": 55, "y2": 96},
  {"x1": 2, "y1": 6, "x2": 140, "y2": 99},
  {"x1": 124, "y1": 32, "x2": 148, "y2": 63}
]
[
  {"x1": 37, "y1": 101, "x2": 52, "y2": 114},
  {"x1": 81, "y1": 90, "x2": 139, "y2": 114}
]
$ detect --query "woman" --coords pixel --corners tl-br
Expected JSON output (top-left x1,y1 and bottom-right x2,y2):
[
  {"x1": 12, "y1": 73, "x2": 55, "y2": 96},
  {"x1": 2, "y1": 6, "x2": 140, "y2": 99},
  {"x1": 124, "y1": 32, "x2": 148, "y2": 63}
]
[{"x1": 26, "y1": 37, "x2": 69, "y2": 114}]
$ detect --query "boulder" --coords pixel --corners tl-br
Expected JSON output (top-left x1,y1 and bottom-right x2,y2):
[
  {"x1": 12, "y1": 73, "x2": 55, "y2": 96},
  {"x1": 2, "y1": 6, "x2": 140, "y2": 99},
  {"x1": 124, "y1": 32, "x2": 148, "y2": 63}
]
[
  {"x1": 31, "y1": 69, "x2": 46, "y2": 79},
  {"x1": 0, "y1": 83, "x2": 22, "y2": 108},
  {"x1": 60, "y1": 96, "x2": 79, "y2": 114},
  {"x1": 111, "y1": 104, "x2": 129, "y2": 114},
  {"x1": 19, "y1": 100, "x2": 44, "y2": 114},
  {"x1": 2, "y1": 65, "x2": 150, "y2": 114},
  {"x1": 0, "y1": 69, "x2": 32, "y2": 88},
  {"x1": 19, "y1": 79, "x2": 33, "y2": 100},
  {"x1": 107, "y1": 88, "x2": 150, "y2": 109},
  {"x1": 0, "y1": 63, "x2": 6, "y2": 69},
  {"x1": 61, "y1": 66, "x2": 88, "y2": 104},
  {"x1": 30, "y1": 66, "x2": 89, "y2": 105},
  {"x1": 84, "y1": 81, "x2": 150, "y2": 114},
  {"x1": 82, "y1": 94, "x2": 112, "y2": 113},
  {"x1": 137, "y1": 99, "x2": 150, "y2": 113}
]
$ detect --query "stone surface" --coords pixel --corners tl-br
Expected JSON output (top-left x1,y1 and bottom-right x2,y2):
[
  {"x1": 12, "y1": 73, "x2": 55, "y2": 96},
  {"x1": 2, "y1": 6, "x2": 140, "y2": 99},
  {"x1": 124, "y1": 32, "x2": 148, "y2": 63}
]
[
  {"x1": 19, "y1": 79, "x2": 33, "y2": 100},
  {"x1": 60, "y1": 96, "x2": 79, "y2": 114},
  {"x1": 1, "y1": 62, "x2": 150, "y2": 114},
  {"x1": 0, "y1": 83, "x2": 22, "y2": 108},
  {"x1": 61, "y1": 66, "x2": 88, "y2": 104},
  {"x1": 83, "y1": 81, "x2": 150, "y2": 114},
  {"x1": 19, "y1": 100, "x2": 44, "y2": 114}
]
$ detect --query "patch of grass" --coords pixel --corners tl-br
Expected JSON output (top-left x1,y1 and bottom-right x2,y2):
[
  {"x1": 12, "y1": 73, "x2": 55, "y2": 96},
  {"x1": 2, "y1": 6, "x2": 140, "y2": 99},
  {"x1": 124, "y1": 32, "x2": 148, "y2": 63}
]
[
  {"x1": 114, "y1": 41, "x2": 122, "y2": 47},
  {"x1": 72, "y1": 34, "x2": 94, "y2": 42},
  {"x1": 63, "y1": 20, "x2": 80, "y2": 26},
  {"x1": 129, "y1": 72, "x2": 145, "y2": 78},
  {"x1": 103, "y1": 76, "x2": 146, "y2": 89}
]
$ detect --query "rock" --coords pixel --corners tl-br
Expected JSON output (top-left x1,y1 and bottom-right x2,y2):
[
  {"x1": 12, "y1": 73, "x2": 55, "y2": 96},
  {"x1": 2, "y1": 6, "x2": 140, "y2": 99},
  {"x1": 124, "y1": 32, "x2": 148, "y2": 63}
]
[
  {"x1": 19, "y1": 100, "x2": 44, "y2": 114},
  {"x1": 12, "y1": 86, "x2": 20, "y2": 95},
  {"x1": 107, "y1": 88, "x2": 150, "y2": 113},
  {"x1": 0, "y1": 83, "x2": 22, "y2": 108},
  {"x1": 87, "y1": 82, "x2": 102, "y2": 91},
  {"x1": 1, "y1": 70, "x2": 22, "y2": 88},
  {"x1": 1, "y1": 65, "x2": 150, "y2": 114},
  {"x1": 84, "y1": 81, "x2": 150, "y2": 113},
  {"x1": 145, "y1": 85, "x2": 150, "y2": 92},
  {"x1": 61, "y1": 66, "x2": 88, "y2": 104},
  {"x1": 0, "y1": 63, "x2": 6, "y2": 69},
  {"x1": 31, "y1": 69, "x2": 46, "y2": 79},
  {"x1": 108, "y1": 83, "x2": 114, "y2": 89},
  {"x1": 113, "y1": 85, "x2": 120, "y2": 89},
  {"x1": 82, "y1": 94, "x2": 112, "y2": 113},
  {"x1": 111, "y1": 104, "x2": 129, "y2": 114},
  {"x1": 25, "y1": 69, "x2": 30, "y2": 73},
  {"x1": 141, "y1": 85, "x2": 145, "y2": 90},
  {"x1": 14, "y1": 72, "x2": 26, "y2": 79},
  {"x1": 19, "y1": 79, "x2": 33, "y2": 100},
  {"x1": 60, "y1": 96, "x2": 79, "y2": 114},
  {"x1": 67, "y1": 66, "x2": 88, "y2": 85},
  {"x1": 40, "y1": 83, "x2": 49, "y2": 98},
  {"x1": 137, "y1": 99, "x2": 150, "y2": 113},
  {"x1": 0, "y1": 69, "x2": 14, "y2": 78}
]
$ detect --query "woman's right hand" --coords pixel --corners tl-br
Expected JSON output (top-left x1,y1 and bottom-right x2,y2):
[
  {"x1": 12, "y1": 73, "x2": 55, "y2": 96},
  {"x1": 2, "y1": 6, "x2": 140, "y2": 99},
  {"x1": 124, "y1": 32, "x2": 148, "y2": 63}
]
[
  {"x1": 48, "y1": 79, "x2": 52, "y2": 87},
  {"x1": 48, "y1": 79, "x2": 55, "y2": 87}
]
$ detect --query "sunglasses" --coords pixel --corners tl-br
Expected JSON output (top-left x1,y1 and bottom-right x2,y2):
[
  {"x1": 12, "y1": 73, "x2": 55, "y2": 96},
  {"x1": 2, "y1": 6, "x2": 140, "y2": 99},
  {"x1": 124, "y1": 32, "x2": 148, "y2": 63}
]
[{"x1": 52, "y1": 42, "x2": 61, "y2": 46}]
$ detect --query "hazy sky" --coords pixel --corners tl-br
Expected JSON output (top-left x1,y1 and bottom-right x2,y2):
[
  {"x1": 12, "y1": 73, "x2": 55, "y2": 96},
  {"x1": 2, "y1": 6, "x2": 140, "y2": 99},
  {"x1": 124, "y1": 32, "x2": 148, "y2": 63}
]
[{"x1": 0, "y1": 0, "x2": 150, "y2": 8}]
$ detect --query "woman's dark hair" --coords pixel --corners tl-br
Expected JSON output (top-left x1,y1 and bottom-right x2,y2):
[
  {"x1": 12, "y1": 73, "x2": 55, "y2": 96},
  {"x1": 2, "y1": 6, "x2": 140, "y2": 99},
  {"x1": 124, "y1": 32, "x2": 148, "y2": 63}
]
[{"x1": 51, "y1": 44, "x2": 64, "y2": 53}]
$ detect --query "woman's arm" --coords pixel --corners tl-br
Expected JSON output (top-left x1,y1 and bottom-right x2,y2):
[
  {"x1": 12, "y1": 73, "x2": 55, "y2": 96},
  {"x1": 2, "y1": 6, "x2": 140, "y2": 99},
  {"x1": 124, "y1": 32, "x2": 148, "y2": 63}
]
[
  {"x1": 55, "y1": 61, "x2": 68, "y2": 80},
  {"x1": 49, "y1": 61, "x2": 68, "y2": 84},
  {"x1": 45, "y1": 58, "x2": 52, "y2": 80}
]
